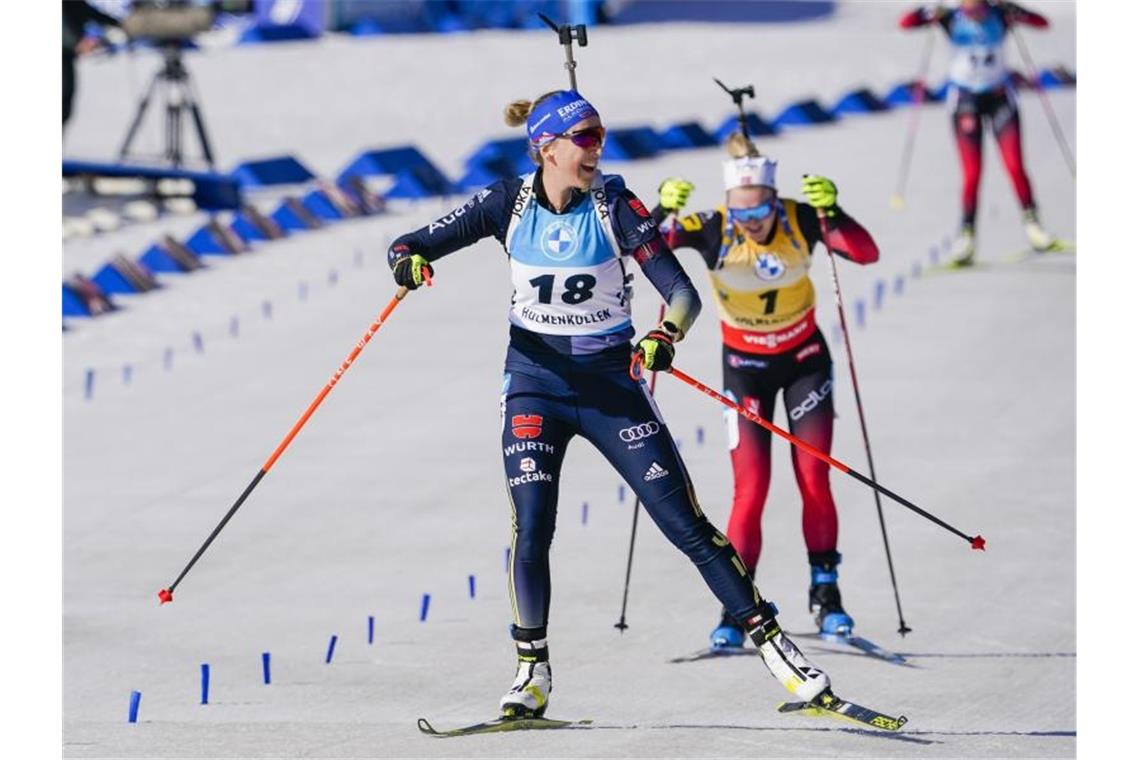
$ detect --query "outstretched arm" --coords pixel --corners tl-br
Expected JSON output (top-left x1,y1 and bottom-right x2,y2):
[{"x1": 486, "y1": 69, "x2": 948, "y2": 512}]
[
  {"x1": 898, "y1": 5, "x2": 949, "y2": 29},
  {"x1": 1001, "y1": 1, "x2": 1049, "y2": 29},
  {"x1": 386, "y1": 179, "x2": 517, "y2": 269}
]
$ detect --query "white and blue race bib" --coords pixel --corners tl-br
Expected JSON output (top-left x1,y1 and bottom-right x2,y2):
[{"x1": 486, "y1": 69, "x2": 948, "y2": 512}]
[{"x1": 505, "y1": 172, "x2": 632, "y2": 337}]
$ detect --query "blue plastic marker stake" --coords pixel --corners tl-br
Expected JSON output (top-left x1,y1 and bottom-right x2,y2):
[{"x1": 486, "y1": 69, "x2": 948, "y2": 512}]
[
  {"x1": 128, "y1": 691, "x2": 141, "y2": 723},
  {"x1": 368, "y1": 615, "x2": 375, "y2": 644},
  {"x1": 468, "y1": 574, "x2": 476, "y2": 599},
  {"x1": 200, "y1": 663, "x2": 210, "y2": 705},
  {"x1": 229, "y1": 316, "x2": 239, "y2": 337},
  {"x1": 192, "y1": 332, "x2": 204, "y2": 353},
  {"x1": 262, "y1": 652, "x2": 271, "y2": 684},
  {"x1": 894, "y1": 274, "x2": 905, "y2": 295},
  {"x1": 581, "y1": 502, "x2": 589, "y2": 525},
  {"x1": 325, "y1": 635, "x2": 338, "y2": 664},
  {"x1": 328, "y1": 269, "x2": 338, "y2": 286},
  {"x1": 298, "y1": 282, "x2": 308, "y2": 301},
  {"x1": 618, "y1": 485, "x2": 626, "y2": 503},
  {"x1": 419, "y1": 594, "x2": 431, "y2": 622},
  {"x1": 164, "y1": 347, "x2": 174, "y2": 370},
  {"x1": 122, "y1": 364, "x2": 132, "y2": 385},
  {"x1": 84, "y1": 369, "x2": 94, "y2": 400},
  {"x1": 929, "y1": 246, "x2": 939, "y2": 266},
  {"x1": 262, "y1": 300, "x2": 272, "y2": 320},
  {"x1": 874, "y1": 280, "x2": 886, "y2": 310},
  {"x1": 854, "y1": 299, "x2": 866, "y2": 328},
  {"x1": 696, "y1": 426, "x2": 705, "y2": 445}
]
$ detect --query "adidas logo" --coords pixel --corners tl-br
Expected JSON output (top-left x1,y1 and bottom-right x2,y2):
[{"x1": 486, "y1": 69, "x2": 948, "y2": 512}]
[{"x1": 643, "y1": 461, "x2": 670, "y2": 481}]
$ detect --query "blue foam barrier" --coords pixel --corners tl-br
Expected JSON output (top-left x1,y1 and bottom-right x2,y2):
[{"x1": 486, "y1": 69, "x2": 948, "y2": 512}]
[
  {"x1": 301, "y1": 189, "x2": 346, "y2": 221},
  {"x1": 238, "y1": 23, "x2": 320, "y2": 44},
  {"x1": 930, "y1": 81, "x2": 951, "y2": 101},
  {"x1": 337, "y1": 146, "x2": 458, "y2": 199},
  {"x1": 458, "y1": 159, "x2": 518, "y2": 190},
  {"x1": 231, "y1": 155, "x2": 317, "y2": 188},
  {"x1": 271, "y1": 198, "x2": 322, "y2": 232},
  {"x1": 137, "y1": 242, "x2": 200, "y2": 274},
  {"x1": 62, "y1": 160, "x2": 241, "y2": 210},
  {"x1": 92, "y1": 255, "x2": 158, "y2": 294},
  {"x1": 1038, "y1": 66, "x2": 1076, "y2": 89},
  {"x1": 63, "y1": 285, "x2": 88, "y2": 317},
  {"x1": 658, "y1": 121, "x2": 718, "y2": 150},
  {"x1": 884, "y1": 81, "x2": 936, "y2": 107},
  {"x1": 714, "y1": 112, "x2": 778, "y2": 142},
  {"x1": 186, "y1": 223, "x2": 233, "y2": 255},
  {"x1": 602, "y1": 126, "x2": 665, "y2": 161},
  {"x1": 829, "y1": 87, "x2": 889, "y2": 117},
  {"x1": 773, "y1": 99, "x2": 835, "y2": 128}
]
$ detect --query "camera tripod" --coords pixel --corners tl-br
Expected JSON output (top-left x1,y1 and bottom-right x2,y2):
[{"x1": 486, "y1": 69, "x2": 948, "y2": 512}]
[{"x1": 118, "y1": 42, "x2": 215, "y2": 169}]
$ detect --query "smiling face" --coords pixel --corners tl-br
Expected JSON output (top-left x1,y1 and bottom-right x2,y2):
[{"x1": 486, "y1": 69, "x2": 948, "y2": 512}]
[
  {"x1": 540, "y1": 115, "x2": 604, "y2": 192},
  {"x1": 726, "y1": 185, "x2": 777, "y2": 241}
]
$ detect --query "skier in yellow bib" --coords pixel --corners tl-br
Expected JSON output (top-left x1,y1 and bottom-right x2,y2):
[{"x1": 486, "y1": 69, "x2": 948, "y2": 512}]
[{"x1": 653, "y1": 132, "x2": 880, "y2": 647}]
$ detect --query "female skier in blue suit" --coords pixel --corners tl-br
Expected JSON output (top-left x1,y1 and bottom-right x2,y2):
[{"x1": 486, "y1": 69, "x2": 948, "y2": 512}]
[{"x1": 387, "y1": 89, "x2": 832, "y2": 718}]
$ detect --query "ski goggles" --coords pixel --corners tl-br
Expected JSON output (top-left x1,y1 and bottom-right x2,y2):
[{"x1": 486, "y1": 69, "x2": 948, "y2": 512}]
[
  {"x1": 556, "y1": 126, "x2": 606, "y2": 150},
  {"x1": 728, "y1": 200, "x2": 776, "y2": 223}
]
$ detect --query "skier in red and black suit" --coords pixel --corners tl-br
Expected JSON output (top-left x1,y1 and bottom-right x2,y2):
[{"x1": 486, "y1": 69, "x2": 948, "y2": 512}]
[
  {"x1": 900, "y1": 0, "x2": 1056, "y2": 265},
  {"x1": 653, "y1": 131, "x2": 879, "y2": 647}
]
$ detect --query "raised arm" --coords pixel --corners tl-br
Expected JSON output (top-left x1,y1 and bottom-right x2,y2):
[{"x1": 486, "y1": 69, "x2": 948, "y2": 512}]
[
  {"x1": 797, "y1": 176, "x2": 879, "y2": 265},
  {"x1": 1001, "y1": 1, "x2": 1049, "y2": 29},
  {"x1": 898, "y1": 5, "x2": 949, "y2": 29}
]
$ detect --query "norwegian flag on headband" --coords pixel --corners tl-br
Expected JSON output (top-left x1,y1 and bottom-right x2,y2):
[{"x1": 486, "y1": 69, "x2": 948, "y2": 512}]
[{"x1": 723, "y1": 156, "x2": 778, "y2": 191}]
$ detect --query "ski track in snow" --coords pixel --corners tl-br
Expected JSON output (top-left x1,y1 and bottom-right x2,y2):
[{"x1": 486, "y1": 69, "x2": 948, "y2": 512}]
[{"x1": 64, "y1": 3, "x2": 1075, "y2": 757}]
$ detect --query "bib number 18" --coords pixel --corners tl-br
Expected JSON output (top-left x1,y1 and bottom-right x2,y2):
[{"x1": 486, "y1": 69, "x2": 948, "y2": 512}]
[{"x1": 529, "y1": 274, "x2": 597, "y2": 305}]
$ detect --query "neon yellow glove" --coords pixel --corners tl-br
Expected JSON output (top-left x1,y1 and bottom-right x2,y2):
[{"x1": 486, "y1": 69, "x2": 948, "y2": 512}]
[
  {"x1": 391, "y1": 253, "x2": 433, "y2": 289},
  {"x1": 801, "y1": 175, "x2": 838, "y2": 217},
  {"x1": 658, "y1": 178, "x2": 695, "y2": 213},
  {"x1": 633, "y1": 323, "x2": 680, "y2": 373}
]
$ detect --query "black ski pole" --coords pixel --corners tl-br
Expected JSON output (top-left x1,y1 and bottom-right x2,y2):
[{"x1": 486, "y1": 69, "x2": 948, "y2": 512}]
[
  {"x1": 614, "y1": 305, "x2": 666, "y2": 632},
  {"x1": 1010, "y1": 24, "x2": 1076, "y2": 178},
  {"x1": 816, "y1": 208, "x2": 911, "y2": 636},
  {"x1": 890, "y1": 28, "x2": 936, "y2": 210}
]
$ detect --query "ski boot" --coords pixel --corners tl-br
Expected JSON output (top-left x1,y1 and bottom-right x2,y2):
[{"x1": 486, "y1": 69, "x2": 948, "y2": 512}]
[
  {"x1": 709, "y1": 609, "x2": 746, "y2": 649},
  {"x1": 948, "y1": 223, "x2": 976, "y2": 267},
  {"x1": 809, "y1": 551, "x2": 854, "y2": 635},
  {"x1": 745, "y1": 602, "x2": 830, "y2": 703},
  {"x1": 499, "y1": 638, "x2": 552, "y2": 719},
  {"x1": 1022, "y1": 208, "x2": 1058, "y2": 252}
]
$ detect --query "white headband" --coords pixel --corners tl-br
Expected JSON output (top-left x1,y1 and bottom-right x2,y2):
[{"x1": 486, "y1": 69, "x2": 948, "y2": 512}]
[{"x1": 723, "y1": 156, "x2": 778, "y2": 191}]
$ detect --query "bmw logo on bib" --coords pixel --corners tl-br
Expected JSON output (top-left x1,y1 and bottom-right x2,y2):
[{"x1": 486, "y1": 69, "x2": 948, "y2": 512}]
[
  {"x1": 754, "y1": 252, "x2": 786, "y2": 281},
  {"x1": 543, "y1": 221, "x2": 578, "y2": 261}
]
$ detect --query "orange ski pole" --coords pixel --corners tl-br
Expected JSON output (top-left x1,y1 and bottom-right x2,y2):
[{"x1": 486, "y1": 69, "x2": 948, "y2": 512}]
[{"x1": 158, "y1": 278, "x2": 427, "y2": 604}]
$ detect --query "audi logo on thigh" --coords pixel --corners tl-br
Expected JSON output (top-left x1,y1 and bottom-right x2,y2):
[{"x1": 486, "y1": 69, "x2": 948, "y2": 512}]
[{"x1": 619, "y1": 422, "x2": 661, "y2": 442}]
